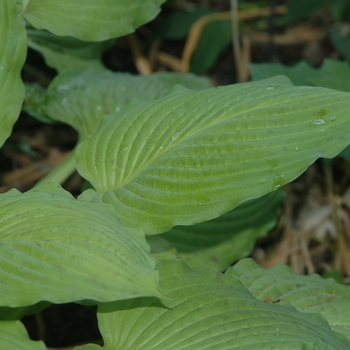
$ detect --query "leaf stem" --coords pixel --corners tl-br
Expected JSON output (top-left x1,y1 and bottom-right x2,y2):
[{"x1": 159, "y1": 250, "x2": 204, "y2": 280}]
[
  {"x1": 230, "y1": 0, "x2": 245, "y2": 83},
  {"x1": 34, "y1": 150, "x2": 76, "y2": 187}
]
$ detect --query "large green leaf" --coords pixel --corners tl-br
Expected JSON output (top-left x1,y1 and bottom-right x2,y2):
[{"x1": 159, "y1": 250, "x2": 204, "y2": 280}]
[
  {"x1": 0, "y1": 0, "x2": 27, "y2": 148},
  {"x1": 160, "y1": 190, "x2": 284, "y2": 271},
  {"x1": 76, "y1": 76, "x2": 350, "y2": 235},
  {"x1": 20, "y1": 0, "x2": 165, "y2": 41},
  {"x1": 86, "y1": 259, "x2": 350, "y2": 349},
  {"x1": 27, "y1": 28, "x2": 113, "y2": 72},
  {"x1": 0, "y1": 182, "x2": 162, "y2": 308},
  {"x1": 24, "y1": 69, "x2": 212, "y2": 140},
  {"x1": 228, "y1": 258, "x2": 350, "y2": 339},
  {"x1": 0, "y1": 321, "x2": 45, "y2": 350}
]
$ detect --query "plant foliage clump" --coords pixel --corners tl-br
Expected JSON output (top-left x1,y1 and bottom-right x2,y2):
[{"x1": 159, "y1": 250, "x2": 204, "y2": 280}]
[{"x1": 1, "y1": 0, "x2": 350, "y2": 349}]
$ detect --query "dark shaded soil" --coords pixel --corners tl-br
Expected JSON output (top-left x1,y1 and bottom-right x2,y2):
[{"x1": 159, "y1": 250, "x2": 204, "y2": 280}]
[{"x1": 22, "y1": 304, "x2": 101, "y2": 348}]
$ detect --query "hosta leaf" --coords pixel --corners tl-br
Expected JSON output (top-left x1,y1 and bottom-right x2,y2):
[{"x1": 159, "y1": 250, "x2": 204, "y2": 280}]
[
  {"x1": 95, "y1": 260, "x2": 350, "y2": 349},
  {"x1": 75, "y1": 345, "x2": 101, "y2": 350},
  {"x1": 27, "y1": 28, "x2": 113, "y2": 72},
  {"x1": 23, "y1": 84, "x2": 53, "y2": 124},
  {"x1": 0, "y1": 321, "x2": 45, "y2": 350},
  {"x1": 160, "y1": 189, "x2": 284, "y2": 271},
  {"x1": 0, "y1": 0, "x2": 27, "y2": 148},
  {"x1": 309, "y1": 59, "x2": 350, "y2": 92},
  {"x1": 330, "y1": 28, "x2": 350, "y2": 62},
  {"x1": 250, "y1": 59, "x2": 350, "y2": 92},
  {"x1": 282, "y1": 0, "x2": 326, "y2": 24},
  {"x1": 228, "y1": 258, "x2": 350, "y2": 339},
  {"x1": 191, "y1": 19, "x2": 232, "y2": 75},
  {"x1": 0, "y1": 182, "x2": 162, "y2": 308},
  {"x1": 146, "y1": 235, "x2": 178, "y2": 260},
  {"x1": 20, "y1": 0, "x2": 165, "y2": 41},
  {"x1": 76, "y1": 76, "x2": 350, "y2": 235},
  {"x1": 0, "y1": 301, "x2": 51, "y2": 320},
  {"x1": 153, "y1": 8, "x2": 232, "y2": 74},
  {"x1": 329, "y1": 0, "x2": 350, "y2": 22},
  {"x1": 24, "y1": 69, "x2": 212, "y2": 140},
  {"x1": 249, "y1": 61, "x2": 318, "y2": 86},
  {"x1": 154, "y1": 8, "x2": 215, "y2": 40}
]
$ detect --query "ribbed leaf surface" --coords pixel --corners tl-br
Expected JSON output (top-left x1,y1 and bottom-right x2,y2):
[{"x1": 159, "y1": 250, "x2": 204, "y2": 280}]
[
  {"x1": 0, "y1": 183, "x2": 161, "y2": 307},
  {"x1": 24, "y1": 69, "x2": 211, "y2": 140},
  {"x1": 92, "y1": 260, "x2": 350, "y2": 349},
  {"x1": 0, "y1": 0, "x2": 26, "y2": 147},
  {"x1": 76, "y1": 76, "x2": 350, "y2": 234},
  {"x1": 0, "y1": 321, "x2": 45, "y2": 350},
  {"x1": 160, "y1": 190, "x2": 284, "y2": 270},
  {"x1": 21, "y1": 0, "x2": 165, "y2": 41},
  {"x1": 228, "y1": 258, "x2": 350, "y2": 339}
]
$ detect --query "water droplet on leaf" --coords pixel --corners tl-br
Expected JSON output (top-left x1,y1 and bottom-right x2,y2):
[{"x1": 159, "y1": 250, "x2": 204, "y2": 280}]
[
  {"x1": 272, "y1": 174, "x2": 284, "y2": 191},
  {"x1": 57, "y1": 84, "x2": 70, "y2": 91},
  {"x1": 61, "y1": 98, "x2": 70, "y2": 108},
  {"x1": 312, "y1": 119, "x2": 325, "y2": 125},
  {"x1": 197, "y1": 196, "x2": 211, "y2": 205},
  {"x1": 172, "y1": 132, "x2": 181, "y2": 141}
]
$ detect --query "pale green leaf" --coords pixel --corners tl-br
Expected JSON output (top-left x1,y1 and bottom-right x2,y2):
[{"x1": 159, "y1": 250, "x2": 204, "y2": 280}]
[
  {"x1": 160, "y1": 190, "x2": 284, "y2": 271},
  {"x1": 27, "y1": 28, "x2": 113, "y2": 72},
  {"x1": 76, "y1": 76, "x2": 350, "y2": 235},
  {"x1": 228, "y1": 258, "x2": 350, "y2": 339},
  {"x1": 0, "y1": 320, "x2": 45, "y2": 350},
  {"x1": 21, "y1": 0, "x2": 165, "y2": 41},
  {"x1": 0, "y1": 0, "x2": 27, "y2": 148},
  {"x1": 0, "y1": 182, "x2": 162, "y2": 308},
  {"x1": 24, "y1": 69, "x2": 212, "y2": 140},
  {"x1": 96, "y1": 259, "x2": 350, "y2": 349}
]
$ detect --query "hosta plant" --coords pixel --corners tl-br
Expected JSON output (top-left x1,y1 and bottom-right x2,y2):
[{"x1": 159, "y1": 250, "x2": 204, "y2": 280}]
[{"x1": 1, "y1": 0, "x2": 350, "y2": 349}]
